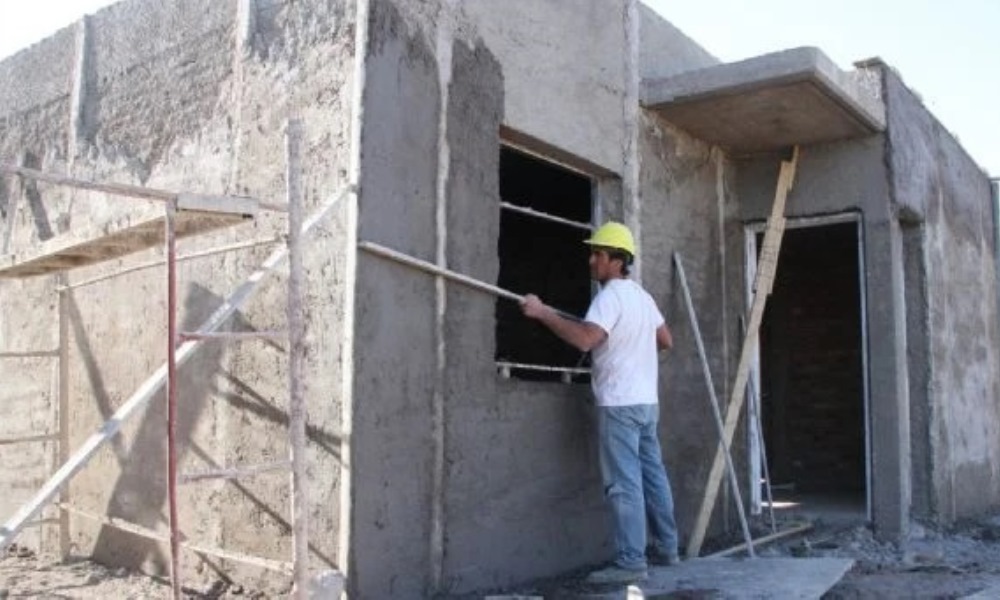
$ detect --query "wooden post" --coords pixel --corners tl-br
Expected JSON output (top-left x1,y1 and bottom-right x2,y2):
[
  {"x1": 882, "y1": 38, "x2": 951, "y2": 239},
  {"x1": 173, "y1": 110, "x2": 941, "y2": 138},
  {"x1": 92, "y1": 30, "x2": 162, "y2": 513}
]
[
  {"x1": 58, "y1": 284, "x2": 71, "y2": 559},
  {"x1": 686, "y1": 148, "x2": 799, "y2": 558},
  {"x1": 285, "y1": 118, "x2": 309, "y2": 599}
]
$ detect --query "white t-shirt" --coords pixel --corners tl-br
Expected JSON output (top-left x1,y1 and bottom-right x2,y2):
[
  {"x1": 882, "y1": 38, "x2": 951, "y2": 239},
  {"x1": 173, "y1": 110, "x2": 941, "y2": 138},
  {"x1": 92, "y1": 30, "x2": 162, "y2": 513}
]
[{"x1": 584, "y1": 278, "x2": 665, "y2": 407}]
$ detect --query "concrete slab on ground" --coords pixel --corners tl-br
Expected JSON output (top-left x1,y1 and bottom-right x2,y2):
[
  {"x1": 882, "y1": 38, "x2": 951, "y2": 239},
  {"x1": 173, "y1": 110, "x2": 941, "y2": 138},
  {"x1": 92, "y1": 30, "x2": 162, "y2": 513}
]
[
  {"x1": 645, "y1": 557, "x2": 853, "y2": 598},
  {"x1": 557, "y1": 557, "x2": 854, "y2": 599},
  {"x1": 962, "y1": 581, "x2": 1000, "y2": 599},
  {"x1": 641, "y1": 47, "x2": 885, "y2": 154}
]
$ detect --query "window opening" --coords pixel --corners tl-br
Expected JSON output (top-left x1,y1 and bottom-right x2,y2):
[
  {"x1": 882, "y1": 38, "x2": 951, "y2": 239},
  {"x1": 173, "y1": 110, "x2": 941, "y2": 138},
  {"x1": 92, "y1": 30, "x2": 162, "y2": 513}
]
[{"x1": 495, "y1": 146, "x2": 593, "y2": 382}]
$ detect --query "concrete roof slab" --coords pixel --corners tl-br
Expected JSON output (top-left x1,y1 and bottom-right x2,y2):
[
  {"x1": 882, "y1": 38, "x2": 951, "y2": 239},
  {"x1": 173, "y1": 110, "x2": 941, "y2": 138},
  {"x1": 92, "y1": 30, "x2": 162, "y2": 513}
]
[{"x1": 642, "y1": 47, "x2": 885, "y2": 154}]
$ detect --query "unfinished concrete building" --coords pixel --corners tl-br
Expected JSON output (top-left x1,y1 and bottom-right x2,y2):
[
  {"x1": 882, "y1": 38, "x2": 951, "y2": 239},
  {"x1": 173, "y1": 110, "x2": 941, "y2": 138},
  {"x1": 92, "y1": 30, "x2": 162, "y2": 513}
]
[{"x1": 1, "y1": 0, "x2": 998, "y2": 597}]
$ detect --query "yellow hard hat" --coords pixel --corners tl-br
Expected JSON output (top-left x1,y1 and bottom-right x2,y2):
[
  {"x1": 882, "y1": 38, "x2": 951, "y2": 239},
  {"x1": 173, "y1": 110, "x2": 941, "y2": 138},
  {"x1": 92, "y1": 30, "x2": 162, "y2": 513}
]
[{"x1": 584, "y1": 221, "x2": 636, "y2": 256}]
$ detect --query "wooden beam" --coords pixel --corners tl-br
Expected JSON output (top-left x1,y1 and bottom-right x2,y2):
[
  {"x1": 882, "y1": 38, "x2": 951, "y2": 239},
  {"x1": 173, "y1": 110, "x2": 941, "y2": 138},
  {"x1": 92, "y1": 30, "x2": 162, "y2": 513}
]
[
  {"x1": 686, "y1": 147, "x2": 799, "y2": 558},
  {"x1": 0, "y1": 350, "x2": 59, "y2": 359},
  {"x1": 0, "y1": 164, "x2": 176, "y2": 202},
  {"x1": 60, "y1": 504, "x2": 293, "y2": 573},
  {"x1": 0, "y1": 433, "x2": 58, "y2": 446},
  {"x1": 285, "y1": 118, "x2": 309, "y2": 599},
  {"x1": 180, "y1": 461, "x2": 291, "y2": 484},
  {"x1": 705, "y1": 522, "x2": 813, "y2": 559},
  {"x1": 58, "y1": 285, "x2": 71, "y2": 559},
  {"x1": 0, "y1": 210, "x2": 254, "y2": 280},
  {"x1": 62, "y1": 236, "x2": 281, "y2": 291}
]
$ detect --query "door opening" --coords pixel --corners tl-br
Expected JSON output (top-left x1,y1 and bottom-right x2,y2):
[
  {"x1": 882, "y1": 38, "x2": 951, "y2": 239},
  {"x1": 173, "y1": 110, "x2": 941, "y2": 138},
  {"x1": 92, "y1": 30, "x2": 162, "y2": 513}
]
[{"x1": 747, "y1": 217, "x2": 869, "y2": 523}]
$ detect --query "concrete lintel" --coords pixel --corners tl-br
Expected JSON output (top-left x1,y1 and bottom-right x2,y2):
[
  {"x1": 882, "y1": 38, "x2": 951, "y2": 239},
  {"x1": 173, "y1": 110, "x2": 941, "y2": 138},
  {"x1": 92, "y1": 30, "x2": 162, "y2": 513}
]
[{"x1": 642, "y1": 47, "x2": 886, "y2": 154}]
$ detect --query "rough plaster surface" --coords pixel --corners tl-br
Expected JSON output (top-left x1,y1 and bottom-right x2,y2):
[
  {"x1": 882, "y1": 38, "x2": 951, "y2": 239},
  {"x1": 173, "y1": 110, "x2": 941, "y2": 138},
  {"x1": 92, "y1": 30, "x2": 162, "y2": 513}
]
[
  {"x1": 883, "y1": 67, "x2": 1000, "y2": 523},
  {"x1": 351, "y1": 1, "x2": 441, "y2": 597},
  {"x1": 0, "y1": 29, "x2": 76, "y2": 115},
  {"x1": 637, "y1": 3, "x2": 718, "y2": 81},
  {"x1": 1, "y1": 0, "x2": 356, "y2": 594},
  {"x1": 350, "y1": 0, "x2": 728, "y2": 596},
  {"x1": 460, "y1": 0, "x2": 629, "y2": 173},
  {"x1": 444, "y1": 36, "x2": 611, "y2": 596},
  {"x1": 639, "y1": 111, "x2": 744, "y2": 544}
]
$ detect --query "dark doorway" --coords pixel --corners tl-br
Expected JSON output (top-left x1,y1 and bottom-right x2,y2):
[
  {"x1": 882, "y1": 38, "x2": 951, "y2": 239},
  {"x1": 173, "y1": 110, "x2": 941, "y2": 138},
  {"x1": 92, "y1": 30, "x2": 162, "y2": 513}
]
[{"x1": 758, "y1": 222, "x2": 866, "y2": 511}]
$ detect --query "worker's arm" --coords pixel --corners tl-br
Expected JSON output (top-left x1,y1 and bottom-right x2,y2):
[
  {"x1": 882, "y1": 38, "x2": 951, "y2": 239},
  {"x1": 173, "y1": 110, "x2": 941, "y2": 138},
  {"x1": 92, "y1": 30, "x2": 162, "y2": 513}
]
[
  {"x1": 656, "y1": 323, "x2": 673, "y2": 351},
  {"x1": 520, "y1": 294, "x2": 606, "y2": 352}
]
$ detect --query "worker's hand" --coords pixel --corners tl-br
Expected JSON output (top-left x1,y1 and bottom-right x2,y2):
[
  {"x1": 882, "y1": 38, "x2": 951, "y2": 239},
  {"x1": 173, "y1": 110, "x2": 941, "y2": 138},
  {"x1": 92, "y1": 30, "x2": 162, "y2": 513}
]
[{"x1": 520, "y1": 294, "x2": 550, "y2": 320}]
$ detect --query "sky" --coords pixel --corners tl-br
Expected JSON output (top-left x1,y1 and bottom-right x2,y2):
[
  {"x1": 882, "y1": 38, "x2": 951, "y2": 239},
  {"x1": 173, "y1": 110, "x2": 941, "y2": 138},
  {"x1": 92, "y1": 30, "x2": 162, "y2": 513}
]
[{"x1": 0, "y1": 1, "x2": 997, "y2": 177}]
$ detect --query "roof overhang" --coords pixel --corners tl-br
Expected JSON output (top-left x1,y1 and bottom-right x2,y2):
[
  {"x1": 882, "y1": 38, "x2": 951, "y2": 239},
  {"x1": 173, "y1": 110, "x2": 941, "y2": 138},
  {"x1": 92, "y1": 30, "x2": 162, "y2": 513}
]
[{"x1": 642, "y1": 47, "x2": 886, "y2": 154}]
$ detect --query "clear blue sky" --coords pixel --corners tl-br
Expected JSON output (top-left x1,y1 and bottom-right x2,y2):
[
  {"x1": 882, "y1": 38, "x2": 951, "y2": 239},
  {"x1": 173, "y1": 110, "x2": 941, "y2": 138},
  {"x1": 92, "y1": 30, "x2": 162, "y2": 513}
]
[{"x1": 1, "y1": 0, "x2": 996, "y2": 176}]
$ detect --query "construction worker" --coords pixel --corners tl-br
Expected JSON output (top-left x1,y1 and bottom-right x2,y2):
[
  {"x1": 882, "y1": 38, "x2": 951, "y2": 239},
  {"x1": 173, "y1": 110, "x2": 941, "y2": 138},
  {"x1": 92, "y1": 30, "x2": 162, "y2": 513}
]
[{"x1": 520, "y1": 221, "x2": 679, "y2": 585}]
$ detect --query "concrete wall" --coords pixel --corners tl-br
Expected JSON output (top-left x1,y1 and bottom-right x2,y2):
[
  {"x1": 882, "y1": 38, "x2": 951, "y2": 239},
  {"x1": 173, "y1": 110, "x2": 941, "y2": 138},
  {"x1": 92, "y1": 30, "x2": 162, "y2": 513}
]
[
  {"x1": 0, "y1": 0, "x2": 356, "y2": 592},
  {"x1": 350, "y1": 1, "x2": 616, "y2": 595},
  {"x1": 0, "y1": 26, "x2": 77, "y2": 552},
  {"x1": 638, "y1": 3, "x2": 717, "y2": 80},
  {"x1": 736, "y1": 135, "x2": 914, "y2": 539},
  {"x1": 638, "y1": 114, "x2": 745, "y2": 543},
  {"x1": 734, "y1": 62, "x2": 1000, "y2": 537},
  {"x1": 348, "y1": 1, "x2": 722, "y2": 596},
  {"x1": 883, "y1": 66, "x2": 1000, "y2": 524}
]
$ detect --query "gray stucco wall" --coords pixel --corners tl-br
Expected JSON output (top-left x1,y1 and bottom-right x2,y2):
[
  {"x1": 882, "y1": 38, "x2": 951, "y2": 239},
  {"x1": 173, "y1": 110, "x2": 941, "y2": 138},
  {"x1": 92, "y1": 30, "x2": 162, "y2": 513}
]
[
  {"x1": 638, "y1": 112, "x2": 744, "y2": 544},
  {"x1": 734, "y1": 62, "x2": 1000, "y2": 537},
  {"x1": 883, "y1": 66, "x2": 1000, "y2": 524},
  {"x1": 461, "y1": 0, "x2": 628, "y2": 172},
  {"x1": 0, "y1": 0, "x2": 355, "y2": 593},
  {"x1": 349, "y1": 0, "x2": 723, "y2": 596},
  {"x1": 350, "y1": 1, "x2": 619, "y2": 595},
  {"x1": 0, "y1": 26, "x2": 77, "y2": 554},
  {"x1": 638, "y1": 3, "x2": 717, "y2": 80}
]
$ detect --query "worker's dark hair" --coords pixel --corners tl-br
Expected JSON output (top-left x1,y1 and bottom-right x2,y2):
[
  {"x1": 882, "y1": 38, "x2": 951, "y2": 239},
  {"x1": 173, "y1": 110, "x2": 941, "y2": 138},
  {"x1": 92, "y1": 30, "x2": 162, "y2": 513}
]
[{"x1": 608, "y1": 248, "x2": 633, "y2": 276}]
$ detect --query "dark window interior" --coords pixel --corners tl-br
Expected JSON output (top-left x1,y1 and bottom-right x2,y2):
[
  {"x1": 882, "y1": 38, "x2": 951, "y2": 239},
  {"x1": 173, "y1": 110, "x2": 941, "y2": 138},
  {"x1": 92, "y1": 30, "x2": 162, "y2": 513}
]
[{"x1": 495, "y1": 146, "x2": 593, "y2": 381}]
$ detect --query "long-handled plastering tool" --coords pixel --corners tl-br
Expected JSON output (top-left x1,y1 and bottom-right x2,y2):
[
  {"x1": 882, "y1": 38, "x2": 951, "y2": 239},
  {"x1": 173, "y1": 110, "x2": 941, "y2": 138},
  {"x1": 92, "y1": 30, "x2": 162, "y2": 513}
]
[{"x1": 358, "y1": 240, "x2": 580, "y2": 321}]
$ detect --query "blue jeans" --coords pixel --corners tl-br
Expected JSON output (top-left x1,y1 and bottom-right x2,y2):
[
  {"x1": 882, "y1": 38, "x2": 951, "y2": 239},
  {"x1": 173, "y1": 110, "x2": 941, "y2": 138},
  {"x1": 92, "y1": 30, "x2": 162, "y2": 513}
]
[{"x1": 596, "y1": 403, "x2": 678, "y2": 569}]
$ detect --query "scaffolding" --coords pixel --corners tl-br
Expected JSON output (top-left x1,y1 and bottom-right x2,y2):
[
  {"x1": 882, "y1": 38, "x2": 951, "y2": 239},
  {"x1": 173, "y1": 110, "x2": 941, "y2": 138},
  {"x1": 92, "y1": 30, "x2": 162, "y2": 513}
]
[{"x1": 0, "y1": 120, "x2": 343, "y2": 598}]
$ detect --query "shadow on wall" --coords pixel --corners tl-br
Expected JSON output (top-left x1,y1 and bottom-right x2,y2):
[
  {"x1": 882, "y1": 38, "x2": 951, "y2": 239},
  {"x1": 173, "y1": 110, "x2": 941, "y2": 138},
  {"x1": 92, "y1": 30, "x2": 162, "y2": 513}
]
[
  {"x1": 68, "y1": 281, "x2": 342, "y2": 572},
  {"x1": 20, "y1": 153, "x2": 54, "y2": 242},
  {"x1": 80, "y1": 283, "x2": 229, "y2": 573}
]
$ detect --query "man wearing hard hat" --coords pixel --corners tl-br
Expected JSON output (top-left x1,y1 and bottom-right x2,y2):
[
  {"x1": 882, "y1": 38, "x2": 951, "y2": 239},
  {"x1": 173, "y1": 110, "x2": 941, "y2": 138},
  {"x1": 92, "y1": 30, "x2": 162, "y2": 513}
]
[{"x1": 521, "y1": 221, "x2": 678, "y2": 585}]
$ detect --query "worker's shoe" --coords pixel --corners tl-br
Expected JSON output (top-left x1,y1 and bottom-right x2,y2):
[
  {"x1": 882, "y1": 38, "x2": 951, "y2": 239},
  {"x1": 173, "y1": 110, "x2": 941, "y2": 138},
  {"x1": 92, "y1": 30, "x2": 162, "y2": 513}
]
[
  {"x1": 648, "y1": 548, "x2": 681, "y2": 566},
  {"x1": 584, "y1": 564, "x2": 648, "y2": 585}
]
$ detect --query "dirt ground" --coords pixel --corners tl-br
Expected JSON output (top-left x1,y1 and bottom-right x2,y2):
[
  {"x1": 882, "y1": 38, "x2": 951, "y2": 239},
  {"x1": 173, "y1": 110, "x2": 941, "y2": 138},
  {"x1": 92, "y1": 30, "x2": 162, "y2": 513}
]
[
  {"x1": 0, "y1": 544, "x2": 264, "y2": 599},
  {"x1": 773, "y1": 516, "x2": 1000, "y2": 599},
  {"x1": 6, "y1": 514, "x2": 1000, "y2": 598}
]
